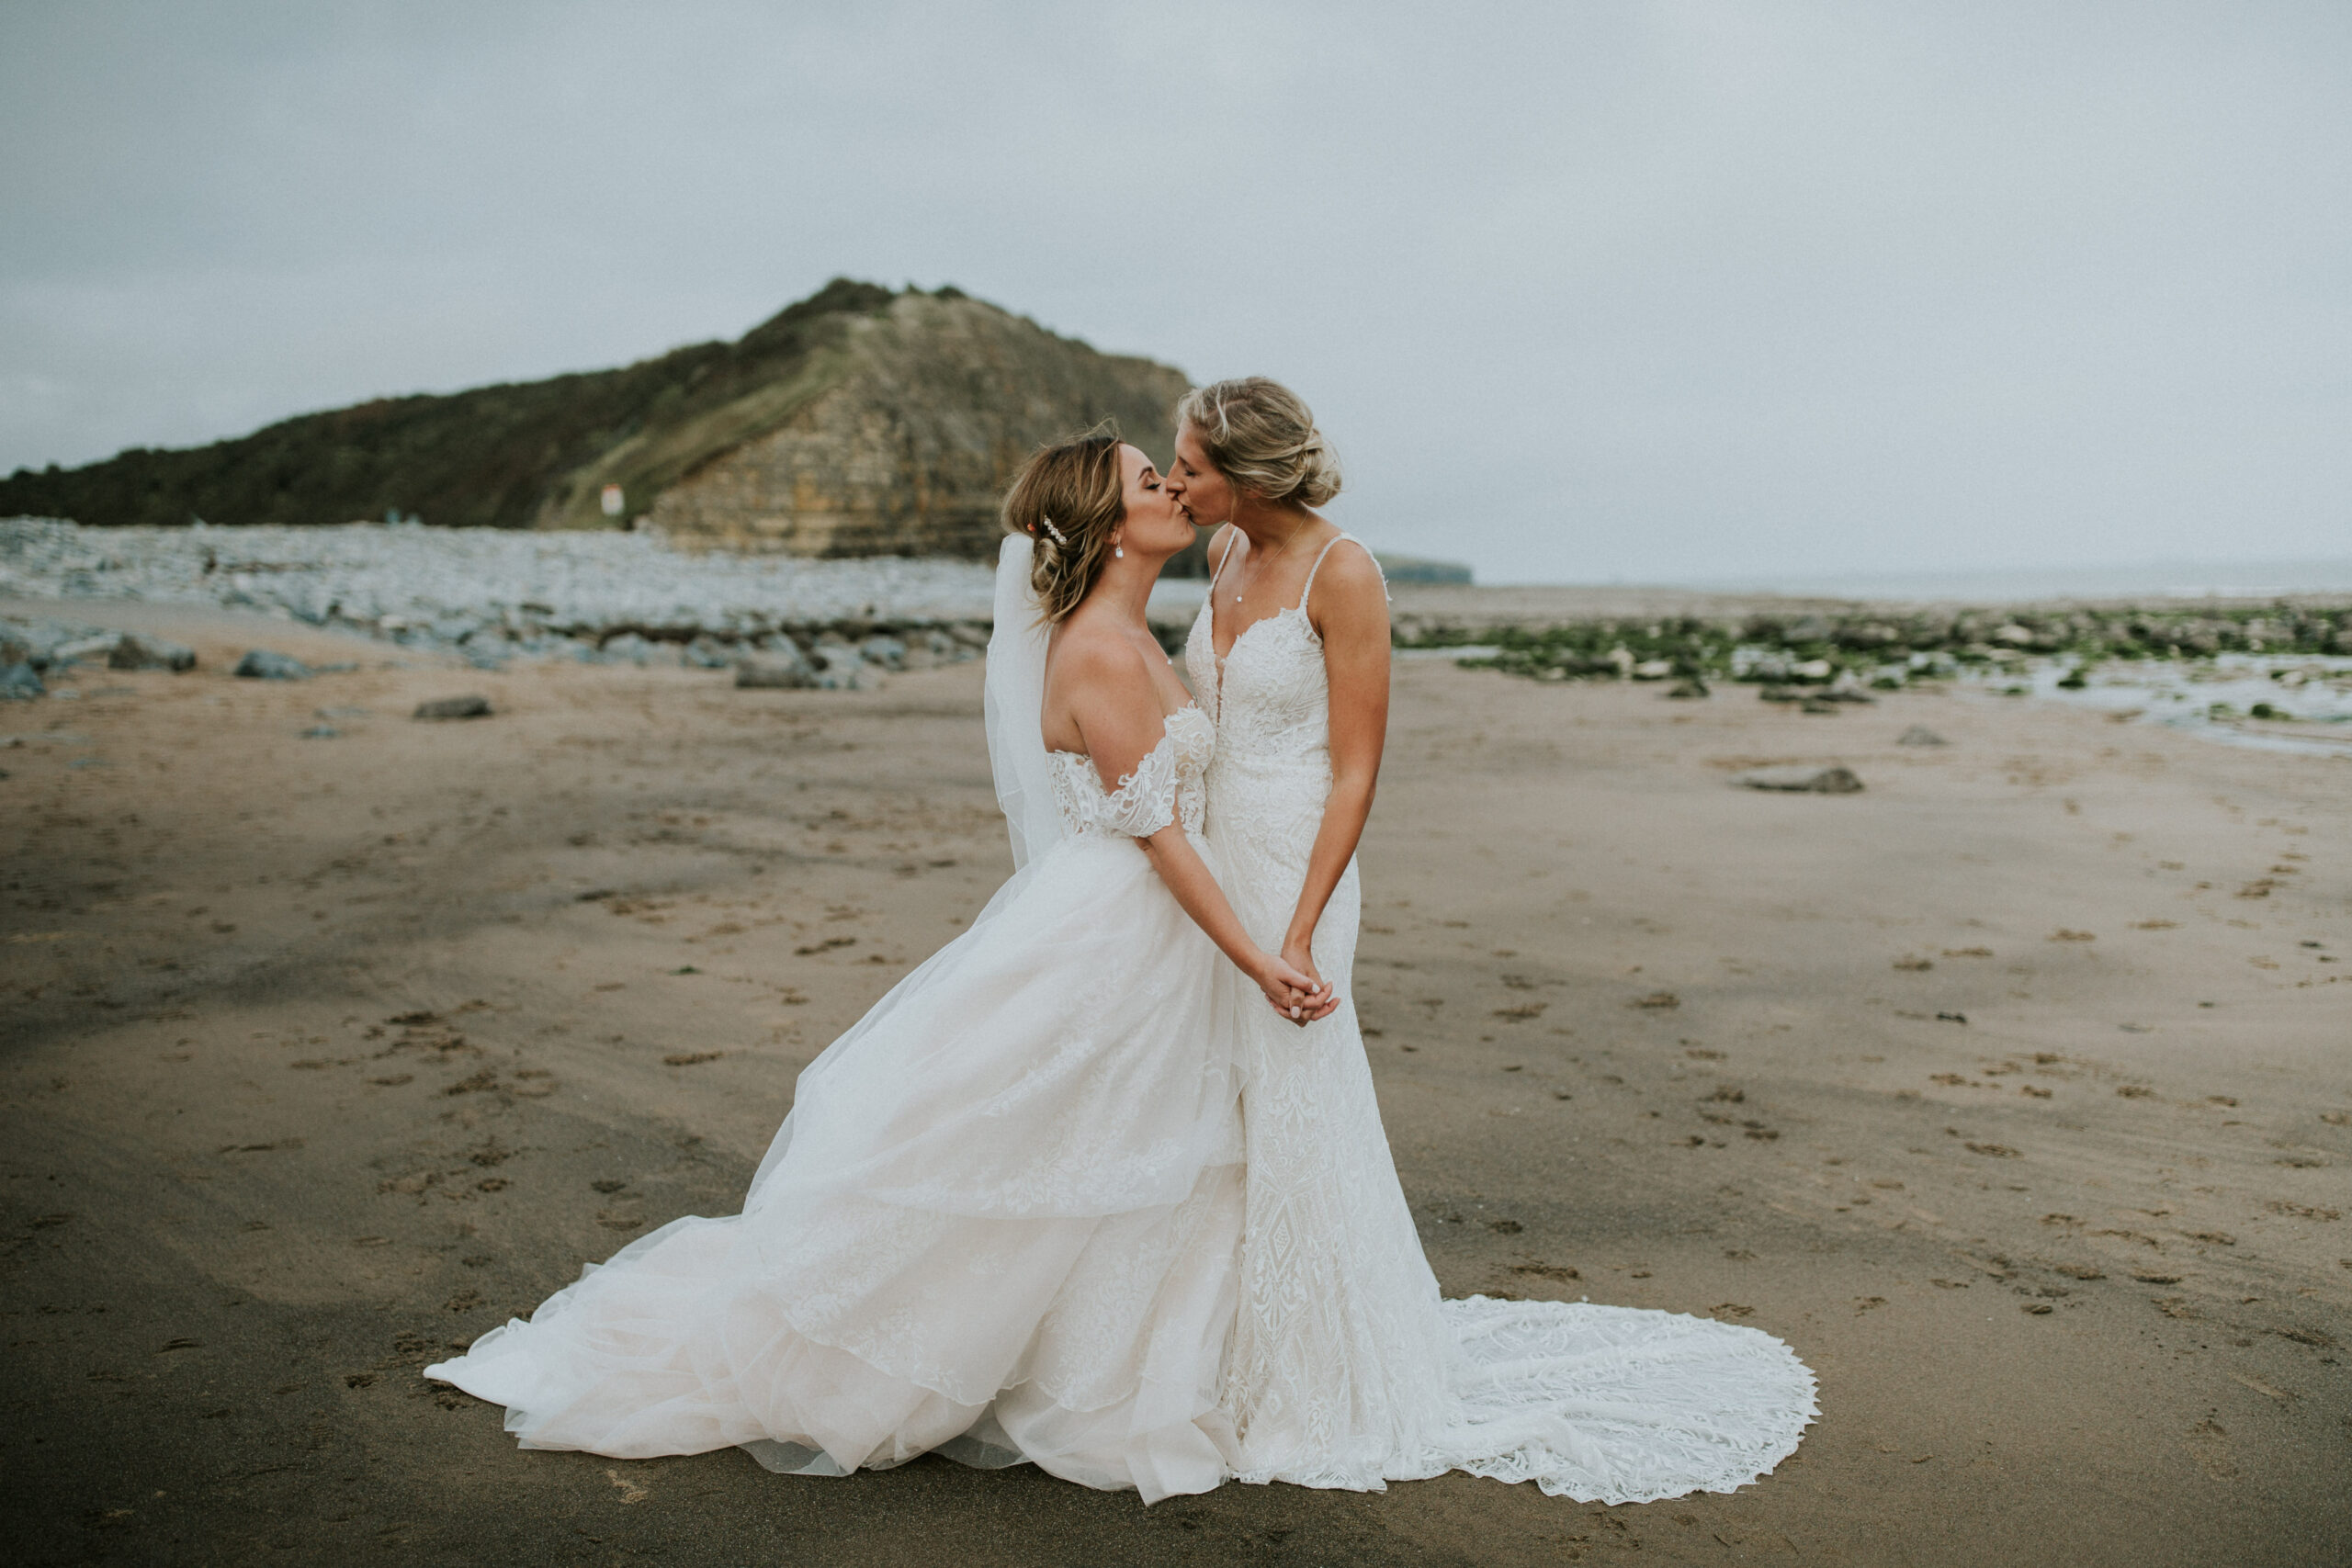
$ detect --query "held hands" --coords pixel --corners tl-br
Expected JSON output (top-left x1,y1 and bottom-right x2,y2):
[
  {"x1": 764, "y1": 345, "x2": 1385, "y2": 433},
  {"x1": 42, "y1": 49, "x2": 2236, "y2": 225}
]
[
  {"x1": 1283, "y1": 939, "x2": 1344, "y2": 1026},
  {"x1": 1258, "y1": 940, "x2": 1342, "y2": 1029},
  {"x1": 1250, "y1": 951, "x2": 1333, "y2": 1028}
]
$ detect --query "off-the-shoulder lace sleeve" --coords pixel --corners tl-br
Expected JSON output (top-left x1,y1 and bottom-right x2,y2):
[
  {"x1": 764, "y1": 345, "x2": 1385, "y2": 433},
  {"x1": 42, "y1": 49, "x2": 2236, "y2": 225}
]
[{"x1": 1096, "y1": 733, "x2": 1180, "y2": 840}]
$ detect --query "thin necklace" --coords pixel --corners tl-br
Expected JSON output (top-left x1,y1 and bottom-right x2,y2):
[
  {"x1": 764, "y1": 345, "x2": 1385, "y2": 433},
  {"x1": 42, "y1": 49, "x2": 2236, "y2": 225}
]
[{"x1": 1234, "y1": 520, "x2": 1317, "y2": 604}]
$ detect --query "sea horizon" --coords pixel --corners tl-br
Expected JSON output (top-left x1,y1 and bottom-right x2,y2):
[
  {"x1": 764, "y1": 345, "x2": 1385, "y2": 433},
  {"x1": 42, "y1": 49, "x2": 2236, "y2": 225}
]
[{"x1": 1531, "y1": 557, "x2": 2352, "y2": 604}]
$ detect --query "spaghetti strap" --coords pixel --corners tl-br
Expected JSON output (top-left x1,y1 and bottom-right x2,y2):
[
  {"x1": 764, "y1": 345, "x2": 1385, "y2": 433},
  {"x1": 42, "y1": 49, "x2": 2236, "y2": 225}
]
[
  {"x1": 1298, "y1": 532, "x2": 1385, "y2": 613},
  {"x1": 1207, "y1": 527, "x2": 1240, "y2": 592}
]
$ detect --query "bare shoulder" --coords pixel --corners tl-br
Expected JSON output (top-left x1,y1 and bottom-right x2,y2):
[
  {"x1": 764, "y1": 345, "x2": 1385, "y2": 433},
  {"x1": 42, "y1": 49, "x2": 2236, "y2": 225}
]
[
  {"x1": 1307, "y1": 537, "x2": 1390, "y2": 618},
  {"x1": 1051, "y1": 614, "x2": 1157, "y2": 694},
  {"x1": 1208, "y1": 523, "x2": 1243, "y2": 571}
]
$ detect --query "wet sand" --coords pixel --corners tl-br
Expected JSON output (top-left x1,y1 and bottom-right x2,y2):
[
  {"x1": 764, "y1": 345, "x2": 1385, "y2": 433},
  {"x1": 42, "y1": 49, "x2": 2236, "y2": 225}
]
[{"x1": 4, "y1": 596, "x2": 2346, "y2": 1566}]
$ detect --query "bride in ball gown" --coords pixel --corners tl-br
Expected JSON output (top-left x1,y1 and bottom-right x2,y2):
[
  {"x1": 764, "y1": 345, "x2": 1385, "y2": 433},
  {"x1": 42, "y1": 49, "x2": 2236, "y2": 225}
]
[
  {"x1": 429, "y1": 403, "x2": 1817, "y2": 1508},
  {"x1": 1167, "y1": 377, "x2": 1817, "y2": 1501},
  {"x1": 427, "y1": 430, "x2": 1324, "y2": 1503}
]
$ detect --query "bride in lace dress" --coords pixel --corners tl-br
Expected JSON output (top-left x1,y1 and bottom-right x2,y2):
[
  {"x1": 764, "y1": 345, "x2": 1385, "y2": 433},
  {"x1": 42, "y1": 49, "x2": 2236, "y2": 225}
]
[
  {"x1": 425, "y1": 432, "x2": 1321, "y2": 1503},
  {"x1": 1168, "y1": 378, "x2": 1818, "y2": 1502}
]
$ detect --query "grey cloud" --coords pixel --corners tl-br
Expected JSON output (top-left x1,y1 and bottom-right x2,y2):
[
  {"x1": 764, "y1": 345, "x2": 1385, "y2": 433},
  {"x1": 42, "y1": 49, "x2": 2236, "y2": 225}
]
[{"x1": 3, "y1": 0, "x2": 2346, "y2": 582}]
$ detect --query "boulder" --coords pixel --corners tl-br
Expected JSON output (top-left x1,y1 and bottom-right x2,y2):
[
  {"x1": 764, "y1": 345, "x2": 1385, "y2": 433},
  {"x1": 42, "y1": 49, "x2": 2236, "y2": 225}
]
[
  {"x1": 735, "y1": 655, "x2": 817, "y2": 689},
  {"x1": 1896, "y1": 725, "x2": 1949, "y2": 746},
  {"x1": 1, "y1": 662, "x2": 43, "y2": 701},
  {"x1": 1736, "y1": 765, "x2": 1864, "y2": 794},
  {"x1": 413, "y1": 694, "x2": 492, "y2": 720},
  {"x1": 1631, "y1": 659, "x2": 1673, "y2": 681},
  {"x1": 50, "y1": 632, "x2": 122, "y2": 665},
  {"x1": 808, "y1": 640, "x2": 869, "y2": 691},
  {"x1": 0, "y1": 616, "x2": 115, "y2": 671},
  {"x1": 1666, "y1": 677, "x2": 1710, "y2": 699},
  {"x1": 234, "y1": 649, "x2": 312, "y2": 680},
  {"x1": 858, "y1": 634, "x2": 909, "y2": 671},
  {"x1": 108, "y1": 633, "x2": 198, "y2": 672},
  {"x1": 682, "y1": 635, "x2": 735, "y2": 670}
]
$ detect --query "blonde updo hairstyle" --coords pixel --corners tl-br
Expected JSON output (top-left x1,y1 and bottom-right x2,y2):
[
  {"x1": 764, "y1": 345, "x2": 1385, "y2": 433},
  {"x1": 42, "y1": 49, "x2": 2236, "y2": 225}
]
[
  {"x1": 1174, "y1": 376, "x2": 1342, "y2": 509},
  {"x1": 1001, "y1": 425, "x2": 1125, "y2": 625}
]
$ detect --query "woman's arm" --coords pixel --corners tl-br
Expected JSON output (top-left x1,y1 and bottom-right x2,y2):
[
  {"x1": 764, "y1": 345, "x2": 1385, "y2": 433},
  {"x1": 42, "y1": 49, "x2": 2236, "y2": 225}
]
[
  {"x1": 1141, "y1": 828, "x2": 1318, "y2": 1015},
  {"x1": 1280, "y1": 543, "x2": 1391, "y2": 1000},
  {"x1": 1064, "y1": 637, "x2": 1320, "y2": 1013}
]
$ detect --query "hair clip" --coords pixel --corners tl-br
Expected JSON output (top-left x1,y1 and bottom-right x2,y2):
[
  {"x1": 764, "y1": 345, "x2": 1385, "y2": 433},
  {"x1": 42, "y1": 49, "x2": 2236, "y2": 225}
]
[{"x1": 1038, "y1": 516, "x2": 1069, "y2": 546}]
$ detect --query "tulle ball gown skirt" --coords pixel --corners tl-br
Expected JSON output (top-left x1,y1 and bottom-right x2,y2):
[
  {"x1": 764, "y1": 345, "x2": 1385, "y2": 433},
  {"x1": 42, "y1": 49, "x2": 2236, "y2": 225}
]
[{"x1": 426, "y1": 829, "x2": 1249, "y2": 1504}]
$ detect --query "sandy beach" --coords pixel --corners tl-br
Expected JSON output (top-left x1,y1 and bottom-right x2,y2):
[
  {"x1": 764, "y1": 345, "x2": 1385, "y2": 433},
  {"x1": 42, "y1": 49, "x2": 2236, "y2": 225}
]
[{"x1": 3, "y1": 594, "x2": 2346, "y2": 1567}]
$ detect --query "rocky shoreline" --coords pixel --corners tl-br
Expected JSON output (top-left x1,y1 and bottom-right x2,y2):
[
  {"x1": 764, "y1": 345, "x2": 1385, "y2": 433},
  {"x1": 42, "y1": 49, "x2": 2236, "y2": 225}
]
[
  {"x1": 1392, "y1": 593, "x2": 2352, "y2": 758},
  {"x1": 1399, "y1": 599, "x2": 2352, "y2": 683},
  {"x1": 0, "y1": 516, "x2": 1009, "y2": 674},
  {"x1": 9, "y1": 516, "x2": 2351, "y2": 716}
]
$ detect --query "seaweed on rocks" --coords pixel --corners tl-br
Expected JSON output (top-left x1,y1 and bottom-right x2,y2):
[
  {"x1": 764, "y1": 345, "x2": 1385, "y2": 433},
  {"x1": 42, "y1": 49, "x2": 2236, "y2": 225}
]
[{"x1": 1413, "y1": 602, "x2": 2352, "y2": 690}]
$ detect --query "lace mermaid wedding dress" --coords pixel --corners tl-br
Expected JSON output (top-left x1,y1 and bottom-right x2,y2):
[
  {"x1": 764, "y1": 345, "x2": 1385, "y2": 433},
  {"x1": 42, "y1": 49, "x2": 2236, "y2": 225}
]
[
  {"x1": 1185, "y1": 534, "x2": 1817, "y2": 1501},
  {"x1": 426, "y1": 538, "x2": 1250, "y2": 1502}
]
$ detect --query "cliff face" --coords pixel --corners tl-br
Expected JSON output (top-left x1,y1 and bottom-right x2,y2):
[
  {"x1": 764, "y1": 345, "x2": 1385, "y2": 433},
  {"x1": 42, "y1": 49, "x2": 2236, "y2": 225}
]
[
  {"x1": 0, "y1": 281, "x2": 1192, "y2": 560},
  {"x1": 645, "y1": 291, "x2": 1188, "y2": 556}
]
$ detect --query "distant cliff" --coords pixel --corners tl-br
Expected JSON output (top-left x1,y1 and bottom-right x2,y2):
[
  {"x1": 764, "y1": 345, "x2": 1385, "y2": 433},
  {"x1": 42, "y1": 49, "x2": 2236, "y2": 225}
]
[{"x1": 0, "y1": 280, "x2": 1193, "y2": 559}]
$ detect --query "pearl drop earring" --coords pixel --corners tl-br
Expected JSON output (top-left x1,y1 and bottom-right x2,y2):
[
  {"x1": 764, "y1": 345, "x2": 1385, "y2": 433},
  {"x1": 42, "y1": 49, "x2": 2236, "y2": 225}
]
[{"x1": 1114, "y1": 540, "x2": 1125, "y2": 558}]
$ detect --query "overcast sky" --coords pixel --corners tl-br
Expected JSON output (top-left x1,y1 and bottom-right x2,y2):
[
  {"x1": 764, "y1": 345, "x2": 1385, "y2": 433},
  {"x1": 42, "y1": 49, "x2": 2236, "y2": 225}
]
[{"x1": 3, "y1": 1, "x2": 2346, "y2": 584}]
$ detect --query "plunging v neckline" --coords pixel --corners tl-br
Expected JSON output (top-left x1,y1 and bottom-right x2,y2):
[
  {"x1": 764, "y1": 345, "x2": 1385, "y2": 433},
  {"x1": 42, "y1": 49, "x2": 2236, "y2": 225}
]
[
  {"x1": 1213, "y1": 603, "x2": 1309, "y2": 668},
  {"x1": 1204, "y1": 603, "x2": 1317, "y2": 716},
  {"x1": 1204, "y1": 529, "x2": 1347, "y2": 669},
  {"x1": 1200, "y1": 529, "x2": 1350, "y2": 710}
]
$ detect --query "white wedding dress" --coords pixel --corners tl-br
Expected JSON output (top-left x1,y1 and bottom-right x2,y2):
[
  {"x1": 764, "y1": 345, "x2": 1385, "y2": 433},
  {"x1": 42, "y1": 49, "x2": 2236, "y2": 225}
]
[
  {"x1": 427, "y1": 538, "x2": 1250, "y2": 1502},
  {"x1": 1185, "y1": 533, "x2": 1817, "y2": 1501},
  {"x1": 425, "y1": 534, "x2": 1815, "y2": 1508}
]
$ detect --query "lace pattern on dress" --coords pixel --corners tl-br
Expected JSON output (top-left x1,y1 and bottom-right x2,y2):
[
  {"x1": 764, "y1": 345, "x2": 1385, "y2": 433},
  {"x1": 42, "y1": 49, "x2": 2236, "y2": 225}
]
[
  {"x1": 422, "y1": 677, "x2": 1249, "y2": 1501},
  {"x1": 1045, "y1": 705, "x2": 1213, "y2": 841},
  {"x1": 1190, "y1": 534, "x2": 1385, "y2": 771},
  {"x1": 1182, "y1": 529, "x2": 1817, "y2": 1501}
]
